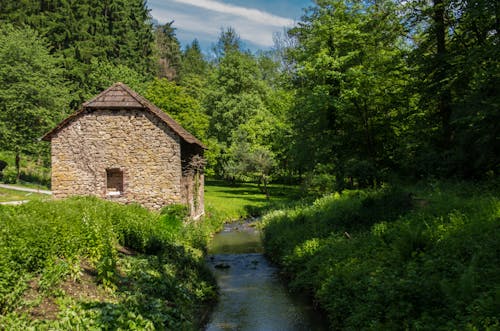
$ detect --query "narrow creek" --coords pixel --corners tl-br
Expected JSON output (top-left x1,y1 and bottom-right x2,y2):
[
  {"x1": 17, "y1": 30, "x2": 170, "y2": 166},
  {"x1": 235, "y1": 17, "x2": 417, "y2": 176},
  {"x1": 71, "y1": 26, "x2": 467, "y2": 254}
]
[{"x1": 204, "y1": 220, "x2": 328, "y2": 331}]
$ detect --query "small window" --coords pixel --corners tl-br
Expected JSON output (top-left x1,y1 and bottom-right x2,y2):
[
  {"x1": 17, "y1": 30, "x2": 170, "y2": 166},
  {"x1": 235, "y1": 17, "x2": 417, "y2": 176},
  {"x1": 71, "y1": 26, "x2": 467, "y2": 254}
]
[{"x1": 106, "y1": 168, "x2": 123, "y2": 196}]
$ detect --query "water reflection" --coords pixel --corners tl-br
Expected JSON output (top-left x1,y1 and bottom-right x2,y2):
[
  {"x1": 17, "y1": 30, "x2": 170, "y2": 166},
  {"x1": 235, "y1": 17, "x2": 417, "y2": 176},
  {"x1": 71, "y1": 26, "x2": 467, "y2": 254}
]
[{"x1": 205, "y1": 222, "x2": 327, "y2": 331}]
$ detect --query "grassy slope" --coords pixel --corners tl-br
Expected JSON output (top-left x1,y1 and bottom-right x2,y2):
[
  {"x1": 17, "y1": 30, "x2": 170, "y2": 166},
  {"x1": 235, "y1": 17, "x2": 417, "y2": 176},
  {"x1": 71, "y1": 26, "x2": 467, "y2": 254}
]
[
  {"x1": 262, "y1": 181, "x2": 500, "y2": 330},
  {"x1": 0, "y1": 178, "x2": 296, "y2": 328}
]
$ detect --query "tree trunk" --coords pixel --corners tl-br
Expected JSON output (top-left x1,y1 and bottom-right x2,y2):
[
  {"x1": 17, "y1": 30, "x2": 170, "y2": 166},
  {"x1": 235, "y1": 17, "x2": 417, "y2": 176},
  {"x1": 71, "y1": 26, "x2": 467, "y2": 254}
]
[
  {"x1": 263, "y1": 175, "x2": 270, "y2": 201},
  {"x1": 15, "y1": 152, "x2": 21, "y2": 182},
  {"x1": 434, "y1": 0, "x2": 453, "y2": 148}
]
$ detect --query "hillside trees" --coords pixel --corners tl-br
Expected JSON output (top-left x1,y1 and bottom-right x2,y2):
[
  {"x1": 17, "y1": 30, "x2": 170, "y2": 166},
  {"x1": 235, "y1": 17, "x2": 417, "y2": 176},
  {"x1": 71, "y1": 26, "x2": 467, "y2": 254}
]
[
  {"x1": 0, "y1": 24, "x2": 70, "y2": 179},
  {"x1": 180, "y1": 39, "x2": 209, "y2": 80},
  {"x1": 0, "y1": 0, "x2": 156, "y2": 106},
  {"x1": 282, "y1": 0, "x2": 499, "y2": 187},
  {"x1": 155, "y1": 21, "x2": 182, "y2": 80}
]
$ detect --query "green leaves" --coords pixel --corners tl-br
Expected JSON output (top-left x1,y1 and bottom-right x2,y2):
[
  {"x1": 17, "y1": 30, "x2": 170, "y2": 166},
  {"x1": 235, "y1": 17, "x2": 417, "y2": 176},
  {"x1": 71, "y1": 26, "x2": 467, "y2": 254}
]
[
  {"x1": 262, "y1": 182, "x2": 500, "y2": 329},
  {"x1": 0, "y1": 197, "x2": 219, "y2": 329},
  {"x1": 0, "y1": 0, "x2": 156, "y2": 106},
  {"x1": 144, "y1": 78, "x2": 209, "y2": 140},
  {"x1": 0, "y1": 24, "x2": 70, "y2": 156},
  {"x1": 287, "y1": 0, "x2": 410, "y2": 183}
]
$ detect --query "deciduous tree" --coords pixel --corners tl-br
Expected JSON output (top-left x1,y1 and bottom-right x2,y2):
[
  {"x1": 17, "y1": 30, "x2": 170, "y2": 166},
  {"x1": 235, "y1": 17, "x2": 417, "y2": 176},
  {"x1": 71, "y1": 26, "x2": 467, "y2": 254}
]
[{"x1": 0, "y1": 24, "x2": 70, "y2": 179}]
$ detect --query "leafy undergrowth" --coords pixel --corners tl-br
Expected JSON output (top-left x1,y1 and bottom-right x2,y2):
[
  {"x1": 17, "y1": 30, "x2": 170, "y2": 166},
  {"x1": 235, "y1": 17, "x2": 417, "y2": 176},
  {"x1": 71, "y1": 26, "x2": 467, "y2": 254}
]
[
  {"x1": 262, "y1": 181, "x2": 500, "y2": 330},
  {"x1": 0, "y1": 197, "x2": 222, "y2": 330}
]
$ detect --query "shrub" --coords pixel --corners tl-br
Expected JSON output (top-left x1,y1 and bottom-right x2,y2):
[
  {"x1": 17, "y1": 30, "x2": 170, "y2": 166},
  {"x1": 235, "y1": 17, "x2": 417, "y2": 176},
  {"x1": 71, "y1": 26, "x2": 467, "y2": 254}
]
[
  {"x1": 0, "y1": 197, "x2": 219, "y2": 329},
  {"x1": 1, "y1": 166, "x2": 17, "y2": 183},
  {"x1": 161, "y1": 203, "x2": 189, "y2": 221},
  {"x1": 262, "y1": 181, "x2": 500, "y2": 330},
  {"x1": 302, "y1": 163, "x2": 337, "y2": 196}
]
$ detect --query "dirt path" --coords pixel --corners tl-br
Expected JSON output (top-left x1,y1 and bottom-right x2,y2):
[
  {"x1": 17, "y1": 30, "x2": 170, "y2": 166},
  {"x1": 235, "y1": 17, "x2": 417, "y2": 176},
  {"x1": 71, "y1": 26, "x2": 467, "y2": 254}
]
[
  {"x1": 0, "y1": 200, "x2": 30, "y2": 205},
  {"x1": 0, "y1": 184, "x2": 52, "y2": 195}
]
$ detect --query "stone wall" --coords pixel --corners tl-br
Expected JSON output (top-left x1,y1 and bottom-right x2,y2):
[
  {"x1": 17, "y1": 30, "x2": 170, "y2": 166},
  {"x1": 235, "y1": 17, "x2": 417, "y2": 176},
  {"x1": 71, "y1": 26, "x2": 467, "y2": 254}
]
[{"x1": 51, "y1": 108, "x2": 182, "y2": 210}]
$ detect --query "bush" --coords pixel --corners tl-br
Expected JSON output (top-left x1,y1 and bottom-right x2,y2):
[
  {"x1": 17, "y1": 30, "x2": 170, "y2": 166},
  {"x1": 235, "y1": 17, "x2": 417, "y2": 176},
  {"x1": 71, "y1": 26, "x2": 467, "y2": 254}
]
[
  {"x1": 262, "y1": 181, "x2": 500, "y2": 330},
  {"x1": 302, "y1": 163, "x2": 337, "y2": 196},
  {"x1": 0, "y1": 197, "x2": 219, "y2": 329},
  {"x1": 1, "y1": 166, "x2": 17, "y2": 183},
  {"x1": 161, "y1": 203, "x2": 189, "y2": 221}
]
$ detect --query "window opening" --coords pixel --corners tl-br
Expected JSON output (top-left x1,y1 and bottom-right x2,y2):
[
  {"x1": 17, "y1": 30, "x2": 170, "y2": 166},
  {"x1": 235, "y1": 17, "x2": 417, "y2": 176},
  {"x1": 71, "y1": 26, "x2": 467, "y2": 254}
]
[{"x1": 106, "y1": 168, "x2": 123, "y2": 196}]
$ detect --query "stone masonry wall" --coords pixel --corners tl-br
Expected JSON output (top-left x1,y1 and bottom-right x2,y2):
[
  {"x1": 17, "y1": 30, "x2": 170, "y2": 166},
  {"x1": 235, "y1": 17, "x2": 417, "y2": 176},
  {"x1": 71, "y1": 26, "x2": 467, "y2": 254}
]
[{"x1": 51, "y1": 108, "x2": 182, "y2": 210}]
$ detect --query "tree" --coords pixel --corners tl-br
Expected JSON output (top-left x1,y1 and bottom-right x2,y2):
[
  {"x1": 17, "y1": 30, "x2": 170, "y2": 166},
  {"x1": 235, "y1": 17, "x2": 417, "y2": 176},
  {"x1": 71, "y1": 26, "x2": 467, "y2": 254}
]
[
  {"x1": 286, "y1": 0, "x2": 409, "y2": 187},
  {"x1": 83, "y1": 59, "x2": 150, "y2": 99},
  {"x1": 0, "y1": 0, "x2": 156, "y2": 106},
  {"x1": 0, "y1": 24, "x2": 70, "y2": 179},
  {"x1": 212, "y1": 27, "x2": 242, "y2": 60},
  {"x1": 144, "y1": 78, "x2": 208, "y2": 141},
  {"x1": 205, "y1": 48, "x2": 266, "y2": 146},
  {"x1": 405, "y1": 0, "x2": 500, "y2": 177},
  {"x1": 224, "y1": 133, "x2": 275, "y2": 198},
  {"x1": 155, "y1": 21, "x2": 182, "y2": 80},
  {"x1": 204, "y1": 28, "x2": 295, "y2": 181},
  {"x1": 179, "y1": 39, "x2": 209, "y2": 80}
]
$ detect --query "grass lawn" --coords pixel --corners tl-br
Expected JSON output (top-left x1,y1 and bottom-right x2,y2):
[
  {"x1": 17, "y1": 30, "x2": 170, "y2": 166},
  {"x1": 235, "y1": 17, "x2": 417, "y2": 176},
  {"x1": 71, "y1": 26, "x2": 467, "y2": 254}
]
[
  {"x1": 0, "y1": 178, "x2": 300, "y2": 220},
  {"x1": 0, "y1": 187, "x2": 50, "y2": 203},
  {"x1": 204, "y1": 179, "x2": 300, "y2": 221}
]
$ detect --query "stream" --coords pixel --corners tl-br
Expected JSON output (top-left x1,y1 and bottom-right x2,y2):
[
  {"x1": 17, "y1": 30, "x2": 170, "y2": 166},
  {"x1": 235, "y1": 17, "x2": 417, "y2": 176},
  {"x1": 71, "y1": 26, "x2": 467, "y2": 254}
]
[{"x1": 204, "y1": 220, "x2": 328, "y2": 331}]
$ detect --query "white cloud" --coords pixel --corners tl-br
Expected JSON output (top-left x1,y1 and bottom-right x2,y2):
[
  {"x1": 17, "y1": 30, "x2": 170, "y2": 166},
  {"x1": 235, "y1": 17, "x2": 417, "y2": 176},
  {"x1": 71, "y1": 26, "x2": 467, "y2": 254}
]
[
  {"x1": 170, "y1": 0, "x2": 294, "y2": 27},
  {"x1": 153, "y1": 8, "x2": 221, "y2": 35},
  {"x1": 149, "y1": 0, "x2": 297, "y2": 49}
]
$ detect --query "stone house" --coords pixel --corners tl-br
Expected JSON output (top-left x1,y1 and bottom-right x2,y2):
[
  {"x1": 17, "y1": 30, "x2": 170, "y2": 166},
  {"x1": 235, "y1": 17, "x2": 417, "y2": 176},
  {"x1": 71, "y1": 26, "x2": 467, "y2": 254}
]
[{"x1": 42, "y1": 82, "x2": 205, "y2": 219}]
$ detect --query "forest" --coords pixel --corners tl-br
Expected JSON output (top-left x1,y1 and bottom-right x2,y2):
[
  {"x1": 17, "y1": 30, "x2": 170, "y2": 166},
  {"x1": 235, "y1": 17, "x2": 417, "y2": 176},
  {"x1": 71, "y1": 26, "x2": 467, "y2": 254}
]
[
  {"x1": 0, "y1": 0, "x2": 496, "y2": 186},
  {"x1": 0, "y1": 0, "x2": 498, "y2": 329}
]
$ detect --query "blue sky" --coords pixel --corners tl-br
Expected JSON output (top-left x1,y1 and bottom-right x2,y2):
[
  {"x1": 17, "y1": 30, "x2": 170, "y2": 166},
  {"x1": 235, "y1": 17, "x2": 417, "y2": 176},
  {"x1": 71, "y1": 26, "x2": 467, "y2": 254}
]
[{"x1": 146, "y1": 0, "x2": 313, "y2": 52}]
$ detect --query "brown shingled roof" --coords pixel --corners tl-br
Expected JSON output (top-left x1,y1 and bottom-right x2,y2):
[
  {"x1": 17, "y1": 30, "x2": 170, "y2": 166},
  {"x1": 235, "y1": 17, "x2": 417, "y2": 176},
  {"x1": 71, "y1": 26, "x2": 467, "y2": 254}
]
[{"x1": 42, "y1": 82, "x2": 206, "y2": 148}]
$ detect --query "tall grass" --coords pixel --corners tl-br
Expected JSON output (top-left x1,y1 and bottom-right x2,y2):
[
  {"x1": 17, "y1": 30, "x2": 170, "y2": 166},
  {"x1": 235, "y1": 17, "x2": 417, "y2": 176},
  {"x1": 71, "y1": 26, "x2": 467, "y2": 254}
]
[{"x1": 262, "y1": 182, "x2": 500, "y2": 330}]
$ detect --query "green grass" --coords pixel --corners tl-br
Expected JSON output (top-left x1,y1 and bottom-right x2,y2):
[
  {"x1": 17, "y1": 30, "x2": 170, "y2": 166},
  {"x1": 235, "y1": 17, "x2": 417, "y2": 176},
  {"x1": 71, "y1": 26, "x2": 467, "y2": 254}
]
[
  {"x1": 204, "y1": 179, "x2": 300, "y2": 220},
  {"x1": 0, "y1": 187, "x2": 50, "y2": 202}
]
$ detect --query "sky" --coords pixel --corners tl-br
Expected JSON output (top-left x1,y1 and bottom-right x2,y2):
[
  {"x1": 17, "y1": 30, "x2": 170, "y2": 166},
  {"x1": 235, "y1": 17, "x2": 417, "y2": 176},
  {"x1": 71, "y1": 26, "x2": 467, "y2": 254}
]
[{"x1": 146, "y1": 0, "x2": 313, "y2": 53}]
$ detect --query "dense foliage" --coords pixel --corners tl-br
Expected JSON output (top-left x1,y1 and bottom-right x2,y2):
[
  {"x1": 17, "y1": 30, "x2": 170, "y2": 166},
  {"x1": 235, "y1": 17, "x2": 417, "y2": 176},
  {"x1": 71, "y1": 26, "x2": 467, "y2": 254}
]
[
  {"x1": 285, "y1": 0, "x2": 499, "y2": 186},
  {"x1": 0, "y1": 24, "x2": 70, "y2": 179},
  {"x1": 1, "y1": 0, "x2": 497, "y2": 185},
  {"x1": 0, "y1": 197, "x2": 222, "y2": 329},
  {"x1": 262, "y1": 182, "x2": 500, "y2": 329},
  {"x1": 0, "y1": 1, "x2": 498, "y2": 328},
  {"x1": 0, "y1": 0, "x2": 155, "y2": 105}
]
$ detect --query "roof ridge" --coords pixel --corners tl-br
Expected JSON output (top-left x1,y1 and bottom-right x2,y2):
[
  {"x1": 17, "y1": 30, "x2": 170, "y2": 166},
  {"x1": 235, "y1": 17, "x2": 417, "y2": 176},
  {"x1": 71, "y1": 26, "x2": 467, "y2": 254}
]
[{"x1": 113, "y1": 82, "x2": 149, "y2": 108}]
